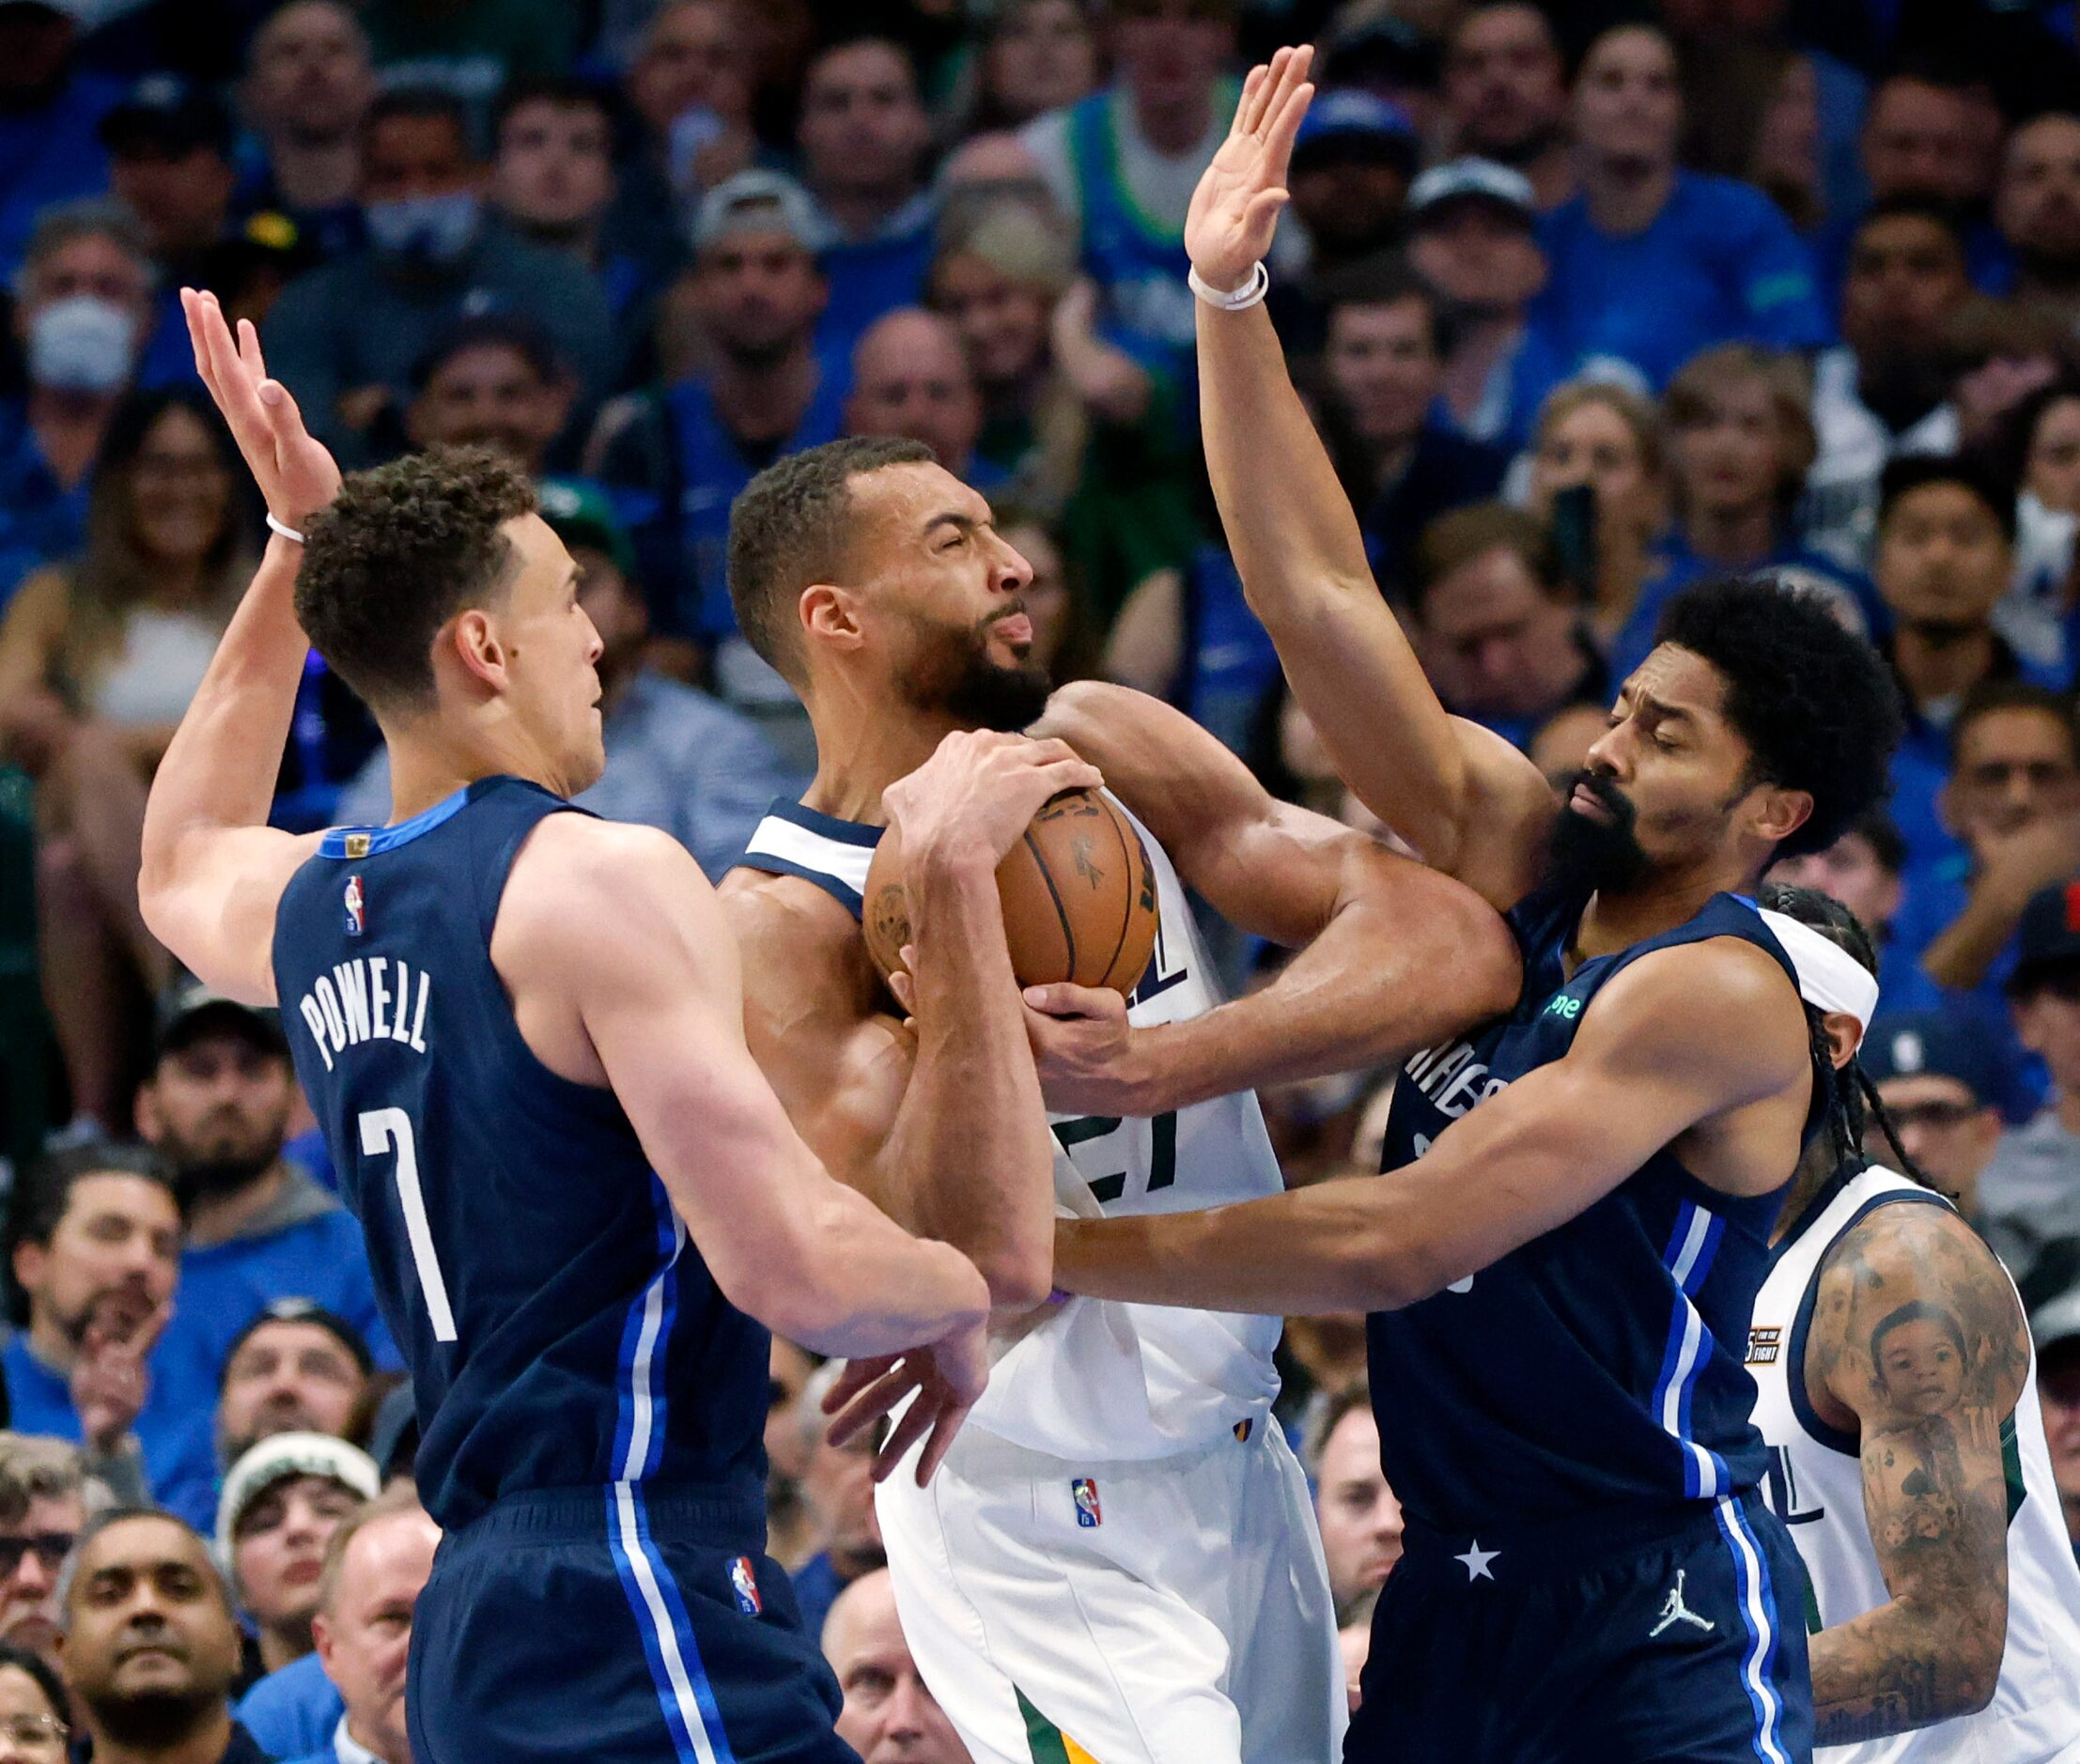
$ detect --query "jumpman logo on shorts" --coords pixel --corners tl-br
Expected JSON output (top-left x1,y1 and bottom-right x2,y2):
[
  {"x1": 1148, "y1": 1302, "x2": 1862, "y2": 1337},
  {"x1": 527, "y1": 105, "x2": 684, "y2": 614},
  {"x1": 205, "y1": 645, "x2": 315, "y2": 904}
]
[{"x1": 1649, "y1": 1569, "x2": 1715, "y2": 1637}]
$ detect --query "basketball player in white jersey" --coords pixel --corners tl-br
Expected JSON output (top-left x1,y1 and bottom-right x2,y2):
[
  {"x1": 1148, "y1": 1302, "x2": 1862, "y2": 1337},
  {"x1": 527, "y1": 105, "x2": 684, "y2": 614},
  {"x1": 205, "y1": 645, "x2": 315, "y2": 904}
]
[
  {"x1": 717, "y1": 435, "x2": 1519, "y2": 1764},
  {"x1": 1751, "y1": 887, "x2": 2080, "y2": 1759}
]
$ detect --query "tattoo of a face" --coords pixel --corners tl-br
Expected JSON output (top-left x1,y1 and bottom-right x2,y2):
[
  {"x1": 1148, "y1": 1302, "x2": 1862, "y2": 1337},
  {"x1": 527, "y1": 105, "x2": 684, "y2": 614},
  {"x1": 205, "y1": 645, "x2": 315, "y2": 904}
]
[{"x1": 1804, "y1": 1201, "x2": 2027, "y2": 1738}]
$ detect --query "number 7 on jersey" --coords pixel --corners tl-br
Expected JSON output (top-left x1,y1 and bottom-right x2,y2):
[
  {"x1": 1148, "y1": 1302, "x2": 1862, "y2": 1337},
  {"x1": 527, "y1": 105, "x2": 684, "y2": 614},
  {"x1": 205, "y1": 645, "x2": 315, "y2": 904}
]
[{"x1": 360, "y1": 1107, "x2": 458, "y2": 1340}]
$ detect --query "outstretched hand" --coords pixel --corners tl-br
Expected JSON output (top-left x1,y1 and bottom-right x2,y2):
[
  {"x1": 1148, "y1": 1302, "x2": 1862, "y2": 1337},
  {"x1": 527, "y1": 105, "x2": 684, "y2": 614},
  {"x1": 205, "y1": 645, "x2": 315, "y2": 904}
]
[
  {"x1": 179, "y1": 286, "x2": 341, "y2": 527},
  {"x1": 1183, "y1": 45, "x2": 1315, "y2": 294},
  {"x1": 820, "y1": 1318, "x2": 990, "y2": 1486}
]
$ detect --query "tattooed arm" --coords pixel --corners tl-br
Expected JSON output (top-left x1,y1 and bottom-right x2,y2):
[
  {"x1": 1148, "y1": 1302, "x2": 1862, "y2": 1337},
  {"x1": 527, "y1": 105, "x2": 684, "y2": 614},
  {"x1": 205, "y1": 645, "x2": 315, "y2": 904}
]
[{"x1": 1802, "y1": 1199, "x2": 2029, "y2": 1743}]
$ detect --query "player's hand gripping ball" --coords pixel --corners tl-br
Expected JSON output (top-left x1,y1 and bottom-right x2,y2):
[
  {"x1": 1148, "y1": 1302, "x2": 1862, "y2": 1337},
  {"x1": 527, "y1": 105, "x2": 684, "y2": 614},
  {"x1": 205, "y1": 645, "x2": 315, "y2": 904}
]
[{"x1": 864, "y1": 789, "x2": 1159, "y2": 995}]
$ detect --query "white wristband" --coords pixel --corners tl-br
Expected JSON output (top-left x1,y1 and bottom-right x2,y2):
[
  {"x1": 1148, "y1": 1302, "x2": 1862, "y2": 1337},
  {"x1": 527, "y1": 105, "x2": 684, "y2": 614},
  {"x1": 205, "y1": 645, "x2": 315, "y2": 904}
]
[
  {"x1": 1187, "y1": 260, "x2": 1269, "y2": 311},
  {"x1": 266, "y1": 512, "x2": 305, "y2": 545}
]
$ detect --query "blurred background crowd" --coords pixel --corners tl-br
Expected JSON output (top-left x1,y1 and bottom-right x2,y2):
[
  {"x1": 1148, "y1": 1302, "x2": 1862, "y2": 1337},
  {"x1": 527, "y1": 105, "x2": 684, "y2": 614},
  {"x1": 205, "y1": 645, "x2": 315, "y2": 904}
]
[{"x1": 0, "y1": 0, "x2": 2078, "y2": 1756}]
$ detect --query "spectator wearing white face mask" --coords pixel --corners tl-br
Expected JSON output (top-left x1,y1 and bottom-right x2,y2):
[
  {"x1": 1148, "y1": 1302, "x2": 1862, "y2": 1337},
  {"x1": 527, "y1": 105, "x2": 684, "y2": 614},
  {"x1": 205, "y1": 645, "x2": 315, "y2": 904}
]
[{"x1": 0, "y1": 204, "x2": 156, "y2": 610}]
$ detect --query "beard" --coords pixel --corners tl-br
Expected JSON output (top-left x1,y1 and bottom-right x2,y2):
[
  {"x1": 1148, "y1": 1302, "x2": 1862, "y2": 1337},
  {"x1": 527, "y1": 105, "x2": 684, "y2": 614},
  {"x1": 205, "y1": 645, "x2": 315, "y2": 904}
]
[
  {"x1": 87, "y1": 1683, "x2": 219, "y2": 1750},
  {"x1": 171, "y1": 1148, "x2": 280, "y2": 1209},
  {"x1": 899, "y1": 604, "x2": 1052, "y2": 732},
  {"x1": 1542, "y1": 770, "x2": 1653, "y2": 898}
]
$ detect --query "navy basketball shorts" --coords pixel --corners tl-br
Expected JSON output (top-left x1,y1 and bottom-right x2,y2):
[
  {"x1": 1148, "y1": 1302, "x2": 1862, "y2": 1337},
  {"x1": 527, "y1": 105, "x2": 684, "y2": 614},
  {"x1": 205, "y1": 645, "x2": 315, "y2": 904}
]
[
  {"x1": 406, "y1": 1486, "x2": 852, "y2": 1764},
  {"x1": 1345, "y1": 1490, "x2": 1813, "y2": 1764}
]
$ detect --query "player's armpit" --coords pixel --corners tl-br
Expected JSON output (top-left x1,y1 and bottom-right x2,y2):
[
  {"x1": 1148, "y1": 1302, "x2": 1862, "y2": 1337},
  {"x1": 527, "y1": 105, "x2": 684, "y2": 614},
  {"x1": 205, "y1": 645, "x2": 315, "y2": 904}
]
[
  {"x1": 1054, "y1": 938, "x2": 1808, "y2": 1315},
  {"x1": 1804, "y1": 1204, "x2": 2026, "y2": 1741},
  {"x1": 1028, "y1": 683, "x2": 1520, "y2": 1112}
]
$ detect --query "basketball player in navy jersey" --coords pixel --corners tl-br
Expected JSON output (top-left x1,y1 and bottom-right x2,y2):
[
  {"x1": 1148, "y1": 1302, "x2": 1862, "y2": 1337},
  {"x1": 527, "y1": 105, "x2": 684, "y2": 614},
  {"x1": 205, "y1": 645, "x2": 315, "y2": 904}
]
[
  {"x1": 137, "y1": 290, "x2": 1008, "y2": 1764},
  {"x1": 1049, "y1": 53, "x2": 1906, "y2": 1762}
]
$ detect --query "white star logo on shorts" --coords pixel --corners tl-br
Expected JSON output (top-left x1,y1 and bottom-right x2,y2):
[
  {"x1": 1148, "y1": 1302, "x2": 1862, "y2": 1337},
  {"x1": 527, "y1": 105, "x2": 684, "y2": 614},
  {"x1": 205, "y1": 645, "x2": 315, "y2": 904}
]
[{"x1": 1454, "y1": 1540, "x2": 1498, "y2": 1582}]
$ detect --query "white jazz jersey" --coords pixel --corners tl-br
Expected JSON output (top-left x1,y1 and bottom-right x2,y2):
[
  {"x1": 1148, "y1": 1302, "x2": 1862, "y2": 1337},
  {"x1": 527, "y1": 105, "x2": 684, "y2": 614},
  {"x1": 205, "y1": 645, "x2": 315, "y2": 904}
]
[
  {"x1": 737, "y1": 792, "x2": 1342, "y2": 1764},
  {"x1": 1749, "y1": 1162, "x2": 2080, "y2": 1763},
  {"x1": 739, "y1": 792, "x2": 1285, "y2": 1461}
]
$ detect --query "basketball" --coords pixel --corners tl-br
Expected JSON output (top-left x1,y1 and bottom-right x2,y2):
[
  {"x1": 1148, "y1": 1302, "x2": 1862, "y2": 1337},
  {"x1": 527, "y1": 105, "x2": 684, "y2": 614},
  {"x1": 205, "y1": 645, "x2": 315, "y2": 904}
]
[{"x1": 862, "y1": 788, "x2": 1159, "y2": 995}]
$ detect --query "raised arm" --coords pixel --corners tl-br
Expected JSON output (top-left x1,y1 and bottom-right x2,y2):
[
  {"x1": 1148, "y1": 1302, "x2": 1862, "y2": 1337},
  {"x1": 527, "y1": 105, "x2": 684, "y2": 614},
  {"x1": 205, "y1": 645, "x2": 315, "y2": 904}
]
[
  {"x1": 1053, "y1": 936, "x2": 1808, "y2": 1314},
  {"x1": 1188, "y1": 50, "x2": 1556, "y2": 909},
  {"x1": 1025, "y1": 682, "x2": 1520, "y2": 1116},
  {"x1": 138, "y1": 290, "x2": 342, "y2": 1002},
  {"x1": 1802, "y1": 1202, "x2": 2028, "y2": 1743},
  {"x1": 503, "y1": 814, "x2": 993, "y2": 1480},
  {"x1": 723, "y1": 733, "x2": 1101, "y2": 1312}
]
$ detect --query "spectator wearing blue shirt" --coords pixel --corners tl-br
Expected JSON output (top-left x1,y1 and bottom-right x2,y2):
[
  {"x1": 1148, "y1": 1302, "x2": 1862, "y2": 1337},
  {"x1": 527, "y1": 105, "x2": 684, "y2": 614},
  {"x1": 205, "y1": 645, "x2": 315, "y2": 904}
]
[
  {"x1": 1805, "y1": 200, "x2": 1971, "y2": 570},
  {"x1": 1407, "y1": 158, "x2": 1568, "y2": 455},
  {"x1": 1811, "y1": 71, "x2": 2013, "y2": 313},
  {"x1": 237, "y1": 1649, "x2": 341, "y2": 1761},
  {"x1": 100, "y1": 75, "x2": 246, "y2": 390},
  {"x1": 1265, "y1": 89, "x2": 1420, "y2": 358},
  {"x1": 287, "y1": 1498, "x2": 440, "y2": 1764},
  {"x1": 846, "y1": 309, "x2": 1000, "y2": 490},
  {"x1": 1872, "y1": 456, "x2": 2064, "y2": 883},
  {"x1": 1438, "y1": 2, "x2": 1574, "y2": 212},
  {"x1": 0, "y1": 203, "x2": 160, "y2": 609},
  {"x1": 1, "y1": 1140, "x2": 218, "y2": 1526},
  {"x1": 234, "y1": 1, "x2": 375, "y2": 267},
  {"x1": 1317, "y1": 262, "x2": 1509, "y2": 596},
  {"x1": 1860, "y1": 1010, "x2": 2010, "y2": 1227},
  {"x1": 789, "y1": 1365, "x2": 883, "y2": 1647},
  {"x1": 1522, "y1": 378, "x2": 1669, "y2": 657},
  {"x1": 1531, "y1": 23, "x2": 1827, "y2": 391},
  {"x1": 586, "y1": 171, "x2": 845, "y2": 701},
  {"x1": 798, "y1": 38, "x2": 937, "y2": 363},
  {"x1": 0, "y1": 0, "x2": 123, "y2": 279},
  {"x1": 262, "y1": 85, "x2": 615, "y2": 467},
  {"x1": 1767, "y1": 810, "x2": 1932, "y2": 1015},
  {"x1": 1898, "y1": 683, "x2": 2080, "y2": 1003},
  {"x1": 1611, "y1": 341, "x2": 1880, "y2": 680},
  {"x1": 1405, "y1": 502, "x2": 1607, "y2": 756},
  {"x1": 1997, "y1": 112, "x2": 2080, "y2": 336},
  {"x1": 489, "y1": 75, "x2": 673, "y2": 345},
  {"x1": 134, "y1": 984, "x2": 398, "y2": 1434}
]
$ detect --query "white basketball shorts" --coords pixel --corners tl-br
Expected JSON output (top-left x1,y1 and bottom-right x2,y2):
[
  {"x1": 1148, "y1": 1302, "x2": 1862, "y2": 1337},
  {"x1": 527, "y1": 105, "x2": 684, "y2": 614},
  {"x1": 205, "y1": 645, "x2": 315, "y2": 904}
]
[{"x1": 876, "y1": 1416, "x2": 1346, "y2": 1764}]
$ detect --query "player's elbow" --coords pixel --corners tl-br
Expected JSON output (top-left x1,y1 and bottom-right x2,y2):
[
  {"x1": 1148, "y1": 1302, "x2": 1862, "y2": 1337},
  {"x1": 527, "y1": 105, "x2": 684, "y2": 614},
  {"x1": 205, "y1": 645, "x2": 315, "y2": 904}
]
[
  {"x1": 971, "y1": 1242, "x2": 1052, "y2": 1313},
  {"x1": 1943, "y1": 1604, "x2": 2009, "y2": 1718}
]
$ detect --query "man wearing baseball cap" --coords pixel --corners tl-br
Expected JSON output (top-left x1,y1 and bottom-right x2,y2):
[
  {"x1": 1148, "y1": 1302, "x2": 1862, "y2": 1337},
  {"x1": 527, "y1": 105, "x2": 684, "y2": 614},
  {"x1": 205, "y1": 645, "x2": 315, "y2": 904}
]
[
  {"x1": 590, "y1": 167, "x2": 846, "y2": 726},
  {"x1": 1290, "y1": 90, "x2": 1419, "y2": 271},
  {"x1": 1982, "y1": 881, "x2": 2080, "y2": 1306},
  {"x1": 1859, "y1": 1009, "x2": 2008, "y2": 1223},
  {"x1": 137, "y1": 982, "x2": 398, "y2": 1509},
  {"x1": 332, "y1": 474, "x2": 793, "y2": 877},
  {"x1": 1406, "y1": 157, "x2": 1569, "y2": 451}
]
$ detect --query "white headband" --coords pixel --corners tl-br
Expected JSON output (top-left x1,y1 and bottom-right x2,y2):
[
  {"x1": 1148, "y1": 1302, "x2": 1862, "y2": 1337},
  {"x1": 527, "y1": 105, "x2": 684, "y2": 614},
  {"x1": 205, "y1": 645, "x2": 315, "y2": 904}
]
[{"x1": 1760, "y1": 908, "x2": 1881, "y2": 1050}]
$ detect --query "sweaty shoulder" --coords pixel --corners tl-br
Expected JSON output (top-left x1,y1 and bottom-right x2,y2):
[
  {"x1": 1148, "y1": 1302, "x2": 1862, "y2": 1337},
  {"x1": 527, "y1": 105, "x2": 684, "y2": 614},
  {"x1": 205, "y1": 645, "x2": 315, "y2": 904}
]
[{"x1": 493, "y1": 814, "x2": 714, "y2": 988}]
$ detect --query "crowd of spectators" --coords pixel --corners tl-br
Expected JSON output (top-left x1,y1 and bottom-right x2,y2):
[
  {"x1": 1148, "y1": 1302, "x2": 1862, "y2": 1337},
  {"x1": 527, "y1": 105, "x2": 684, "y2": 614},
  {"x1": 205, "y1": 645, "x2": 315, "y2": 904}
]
[{"x1": 3, "y1": 0, "x2": 2080, "y2": 1754}]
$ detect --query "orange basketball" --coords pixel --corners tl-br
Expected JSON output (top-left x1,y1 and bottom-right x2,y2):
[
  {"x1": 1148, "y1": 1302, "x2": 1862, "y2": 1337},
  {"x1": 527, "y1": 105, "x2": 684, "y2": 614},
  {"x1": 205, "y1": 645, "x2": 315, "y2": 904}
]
[{"x1": 863, "y1": 788, "x2": 1159, "y2": 996}]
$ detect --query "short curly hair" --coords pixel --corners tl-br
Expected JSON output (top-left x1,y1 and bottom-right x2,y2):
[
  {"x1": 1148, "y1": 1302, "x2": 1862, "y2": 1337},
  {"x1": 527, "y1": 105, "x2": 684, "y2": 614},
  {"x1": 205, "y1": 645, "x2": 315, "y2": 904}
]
[
  {"x1": 1653, "y1": 576, "x2": 1903, "y2": 860},
  {"x1": 727, "y1": 436, "x2": 936, "y2": 686},
  {"x1": 296, "y1": 446, "x2": 538, "y2": 710}
]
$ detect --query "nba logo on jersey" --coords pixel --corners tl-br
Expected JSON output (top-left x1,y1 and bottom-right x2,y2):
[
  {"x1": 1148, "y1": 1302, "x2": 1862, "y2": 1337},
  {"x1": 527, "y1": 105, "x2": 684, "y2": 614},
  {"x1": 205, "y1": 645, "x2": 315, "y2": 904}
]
[
  {"x1": 1071, "y1": 1478, "x2": 1101, "y2": 1528},
  {"x1": 343, "y1": 875, "x2": 365, "y2": 937},
  {"x1": 727, "y1": 1555, "x2": 762, "y2": 1616}
]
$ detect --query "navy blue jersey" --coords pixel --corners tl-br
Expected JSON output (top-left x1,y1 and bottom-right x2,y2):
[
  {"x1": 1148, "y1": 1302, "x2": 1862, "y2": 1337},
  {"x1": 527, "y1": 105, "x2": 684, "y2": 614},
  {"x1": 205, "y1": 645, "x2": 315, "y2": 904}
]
[
  {"x1": 271, "y1": 776, "x2": 768, "y2": 1535},
  {"x1": 1374, "y1": 887, "x2": 1824, "y2": 1534}
]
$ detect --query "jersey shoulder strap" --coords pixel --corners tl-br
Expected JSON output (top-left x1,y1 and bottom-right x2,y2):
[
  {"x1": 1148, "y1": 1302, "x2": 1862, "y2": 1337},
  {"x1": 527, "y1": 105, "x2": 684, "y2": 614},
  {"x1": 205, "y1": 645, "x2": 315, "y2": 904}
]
[{"x1": 735, "y1": 798, "x2": 881, "y2": 920}]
